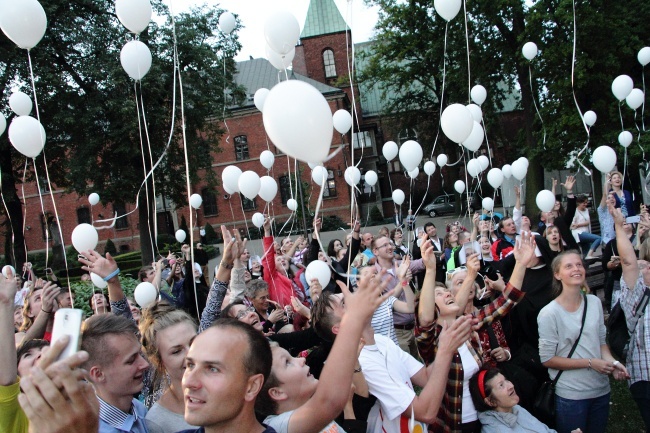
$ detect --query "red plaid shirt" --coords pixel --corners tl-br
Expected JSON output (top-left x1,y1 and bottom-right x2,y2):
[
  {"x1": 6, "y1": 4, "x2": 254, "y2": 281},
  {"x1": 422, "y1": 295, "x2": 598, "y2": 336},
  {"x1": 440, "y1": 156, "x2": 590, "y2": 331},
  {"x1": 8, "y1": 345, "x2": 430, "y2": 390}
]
[{"x1": 415, "y1": 283, "x2": 524, "y2": 432}]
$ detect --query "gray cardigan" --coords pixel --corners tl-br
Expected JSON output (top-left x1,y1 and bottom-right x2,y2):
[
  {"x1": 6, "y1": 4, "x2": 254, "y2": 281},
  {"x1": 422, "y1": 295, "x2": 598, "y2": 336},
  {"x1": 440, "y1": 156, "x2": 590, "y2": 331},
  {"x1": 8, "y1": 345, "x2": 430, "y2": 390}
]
[{"x1": 478, "y1": 405, "x2": 556, "y2": 433}]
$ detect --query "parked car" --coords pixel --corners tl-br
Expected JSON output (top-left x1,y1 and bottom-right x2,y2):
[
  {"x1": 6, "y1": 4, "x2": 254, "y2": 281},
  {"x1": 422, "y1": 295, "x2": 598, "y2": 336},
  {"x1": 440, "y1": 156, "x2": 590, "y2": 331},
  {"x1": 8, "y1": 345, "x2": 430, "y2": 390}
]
[{"x1": 422, "y1": 194, "x2": 476, "y2": 217}]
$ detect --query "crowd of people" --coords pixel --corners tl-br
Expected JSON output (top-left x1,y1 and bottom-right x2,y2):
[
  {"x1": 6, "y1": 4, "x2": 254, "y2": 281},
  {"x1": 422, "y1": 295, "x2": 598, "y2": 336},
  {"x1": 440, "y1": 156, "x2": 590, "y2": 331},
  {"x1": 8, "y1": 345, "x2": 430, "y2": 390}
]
[{"x1": 1, "y1": 170, "x2": 649, "y2": 433}]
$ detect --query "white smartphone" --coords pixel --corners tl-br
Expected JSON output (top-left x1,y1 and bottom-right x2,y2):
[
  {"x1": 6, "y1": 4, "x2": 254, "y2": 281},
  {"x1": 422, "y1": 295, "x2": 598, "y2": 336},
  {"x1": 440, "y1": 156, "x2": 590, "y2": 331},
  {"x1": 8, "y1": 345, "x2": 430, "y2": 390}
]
[
  {"x1": 51, "y1": 308, "x2": 83, "y2": 361},
  {"x1": 626, "y1": 215, "x2": 641, "y2": 224}
]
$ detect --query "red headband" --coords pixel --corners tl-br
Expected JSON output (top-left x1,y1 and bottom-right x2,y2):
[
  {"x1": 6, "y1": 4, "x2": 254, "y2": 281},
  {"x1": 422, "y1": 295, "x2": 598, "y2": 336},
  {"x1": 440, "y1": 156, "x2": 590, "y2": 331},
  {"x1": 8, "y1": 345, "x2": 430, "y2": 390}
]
[{"x1": 478, "y1": 370, "x2": 488, "y2": 399}]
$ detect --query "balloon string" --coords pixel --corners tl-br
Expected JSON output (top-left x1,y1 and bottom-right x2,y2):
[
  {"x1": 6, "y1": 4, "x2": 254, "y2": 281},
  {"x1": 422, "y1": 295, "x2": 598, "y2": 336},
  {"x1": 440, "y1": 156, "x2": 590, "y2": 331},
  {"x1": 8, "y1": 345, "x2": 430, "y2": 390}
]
[
  {"x1": 138, "y1": 85, "x2": 160, "y2": 255},
  {"x1": 430, "y1": 22, "x2": 449, "y2": 159},
  {"x1": 634, "y1": 110, "x2": 646, "y2": 164},
  {"x1": 31, "y1": 163, "x2": 50, "y2": 269},
  {"x1": 623, "y1": 147, "x2": 628, "y2": 191},
  {"x1": 413, "y1": 174, "x2": 431, "y2": 217},
  {"x1": 528, "y1": 65, "x2": 547, "y2": 150},
  {"x1": 228, "y1": 197, "x2": 236, "y2": 230},
  {"x1": 0, "y1": 166, "x2": 17, "y2": 267},
  {"x1": 642, "y1": 66, "x2": 647, "y2": 132},
  {"x1": 239, "y1": 200, "x2": 252, "y2": 241},
  {"x1": 20, "y1": 162, "x2": 28, "y2": 263},
  {"x1": 618, "y1": 103, "x2": 625, "y2": 132},
  {"x1": 222, "y1": 56, "x2": 231, "y2": 145},
  {"x1": 463, "y1": 0, "x2": 471, "y2": 102},
  {"x1": 447, "y1": 148, "x2": 465, "y2": 166}
]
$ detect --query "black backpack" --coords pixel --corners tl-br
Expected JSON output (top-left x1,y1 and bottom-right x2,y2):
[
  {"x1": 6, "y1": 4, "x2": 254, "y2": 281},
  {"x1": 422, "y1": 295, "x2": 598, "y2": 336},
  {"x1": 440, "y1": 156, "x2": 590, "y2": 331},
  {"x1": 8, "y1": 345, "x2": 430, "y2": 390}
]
[{"x1": 607, "y1": 287, "x2": 650, "y2": 361}]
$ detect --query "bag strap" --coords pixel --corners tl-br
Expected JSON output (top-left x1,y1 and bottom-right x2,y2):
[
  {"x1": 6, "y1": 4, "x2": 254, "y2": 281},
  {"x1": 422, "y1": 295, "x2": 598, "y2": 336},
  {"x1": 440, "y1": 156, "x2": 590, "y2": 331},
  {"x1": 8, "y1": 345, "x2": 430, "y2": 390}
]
[
  {"x1": 629, "y1": 286, "x2": 650, "y2": 335},
  {"x1": 552, "y1": 293, "x2": 588, "y2": 385}
]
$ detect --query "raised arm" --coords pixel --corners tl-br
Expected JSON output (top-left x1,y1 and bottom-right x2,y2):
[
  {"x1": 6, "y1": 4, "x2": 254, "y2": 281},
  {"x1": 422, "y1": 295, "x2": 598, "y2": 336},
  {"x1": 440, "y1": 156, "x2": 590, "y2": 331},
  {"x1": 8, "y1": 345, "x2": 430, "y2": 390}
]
[
  {"x1": 418, "y1": 238, "x2": 439, "y2": 327},
  {"x1": 453, "y1": 253, "x2": 480, "y2": 312},
  {"x1": 561, "y1": 176, "x2": 577, "y2": 225},
  {"x1": 22, "y1": 282, "x2": 59, "y2": 341},
  {"x1": 612, "y1": 205, "x2": 639, "y2": 289},
  {"x1": 262, "y1": 216, "x2": 278, "y2": 275},
  {"x1": 392, "y1": 256, "x2": 415, "y2": 314},
  {"x1": 0, "y1": 270, "x2": 18, "y2": 386}
]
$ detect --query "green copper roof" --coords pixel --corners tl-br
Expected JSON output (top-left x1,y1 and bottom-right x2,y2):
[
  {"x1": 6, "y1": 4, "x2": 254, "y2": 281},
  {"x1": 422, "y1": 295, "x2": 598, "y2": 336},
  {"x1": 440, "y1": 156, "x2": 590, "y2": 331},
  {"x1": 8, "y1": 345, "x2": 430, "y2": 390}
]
[{"x1": 301, "y1": 0, "x2": 349, "y2": 39}]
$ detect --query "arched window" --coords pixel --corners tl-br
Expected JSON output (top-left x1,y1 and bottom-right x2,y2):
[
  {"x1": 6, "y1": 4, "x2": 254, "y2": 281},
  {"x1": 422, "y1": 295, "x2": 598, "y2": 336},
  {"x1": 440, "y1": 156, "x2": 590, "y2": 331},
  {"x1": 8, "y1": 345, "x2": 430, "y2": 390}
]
[{"x1": 323, "y1": 49, "x2": 336, "y2": 78}]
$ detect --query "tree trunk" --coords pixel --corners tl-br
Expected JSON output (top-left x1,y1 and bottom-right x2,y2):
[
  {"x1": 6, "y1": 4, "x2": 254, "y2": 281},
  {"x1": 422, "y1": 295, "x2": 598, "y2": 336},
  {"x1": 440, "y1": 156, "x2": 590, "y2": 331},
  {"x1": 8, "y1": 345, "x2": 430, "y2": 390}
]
[{"x1": 0, "y1": 149, "x2": 27, "y2": 268}]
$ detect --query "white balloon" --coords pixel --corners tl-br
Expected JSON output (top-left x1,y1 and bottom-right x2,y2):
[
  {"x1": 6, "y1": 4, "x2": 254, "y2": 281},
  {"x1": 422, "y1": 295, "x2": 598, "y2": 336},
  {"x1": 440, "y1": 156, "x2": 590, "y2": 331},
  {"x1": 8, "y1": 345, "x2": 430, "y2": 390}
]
[
  {"x1": 238, "y1": 171, "x2": 261, "y2": 200},
  {"x1": 222, "y1": 165, "x2": 242, "y2": 193},
  {"x1": 364, "y1": 170, "x2": 378, "y2": 186},
  {"x1": 264, "y1": 10, "x2": 300, "y2": 55},
  {"x1": 626, "y1": 88, "x2": 645, "y2": 110},
  {"x1": 312, "y1": 166, "x2": 328, "y2": 186},
  {"x1": 175, "y1": 229, "x2": 186, "y2": 243},
  {"x1": 120, "y1": 40, "x2": 152, "y2": 80},
  {"x1": 408, "y1": 167, "x2": 419, "y2": 179},
  {"x1": 259, "y1": 176, "x2": 278, "y2": 202},
  {"x1": 518, "y1": 157, "x2": 529, "y2": 168},
  {"x1": 134, "y1": 282, "x2": 158, "y2": 308},
  {"x1": 383, "y1": 141, "x2": 399, "y2": 161},
  {"x1": 252, "y1": 212, "x2": 265, "y2": 228},
  {"x1": 470, "y1": 85, "x2": 487, "y2": 105},
  {"x1": 392, "y1": 189, "x2": 405, "y2": 205},
  {"x1": 583, "y1": 110, "x2": 597, "y2": 127},
  {"x1": 436, "y1": 154, "x2": 448, "y2": 167},
  {"x1": 260, "y1": 150, "x2": 275, "y2": 169},
  {"x1": 482, "y1": 197, "x2": 494, "y2": 212},
  {"x1": 592, "y1": 146, "x2": 617, "y2": 173},
  {"x1": 612, "y1": 75, "x2": 634, "y2": 101},
  {"x1": 2, "y1": 265, "x2": 15, "y2": 279},
  {"x1": 441, "y1": 104, "x2": 474, "y2": 144},
  {"x1": 88, "y1": 193, "x2": 100, "y2": 206},
  {"x1": 522, "y1": 42, "x2": 538, "y2": 60},
  {"x1": 399, "y1": 140, "x2": 423, "y2": 171},
  {"x1": 434, "y1": 0, "x2": 461, "y2": 21},
  {"x1": 424, "y1": 161, "x2": 436, "y2": 176},
  {"x1": 466, "y1": 104, "x2": 483, "y2": 123},
  {"x1": 9, "y1": 92, "x2": 32, "y2": 116},
  {"x1": 511, "y1": 160, "x2": 527, "y2": 180},
  {"x1": 344, "y1": 166, "x2": 361, "y2": 186},
  {"x1": 305, "y1": 260, "x2": 331, "y2": 288},
  {"x1": 218, "y1": 12, "x2": 236, "y2": 34},
  {"x1": 263, "y1": 80, "x2": 333, "y2": 164},
  {"x1": 254, "y1": 88, "x2": 270, "y2": 112},
  {"x1": 466, "y1": 158, "x2": 482, "y2": 178},
  {"x1": 618, "y1": 131, "x2": 633, "y2": 148},
  {"x1": 308, "y1": 162, "x2": 319, "y2": 169},
  {"x1": 0, "y1": 0, "x2": 47, "y2": 49},
  {"x1": 639, "y1": 47, "x2": 650, "y2": 67},
  {"x1": 487, "y1": 168, "x2": 504, "y2": 189},
  {"x1": 536, "y1": 190, "x2": 556, "y2": 212},
  {"x1": 477, "y1": 155, "x2": 489, "y2": 171},
  {"x1": 502, "y1": 164, "x2": 512, "y2": 179},
  {"x1": 332, "y1": 110, "x2": 353, "y2": 134},
  {"x1": 115, "y1": 0, "x2": 151, "y2": 34},
  {"x1": 265, "y1": 44, "x2": 295, "y2": 71},
  {"x1": 71, "y1": 223, "x2": 99, "y2": 254},
  {"x1": 90, "y1": 272, "x2": 108, "y2": 289},
  {"x1": 8, "y1": 116, "x2": 46, "y2": 158},
  {"x1": 287, "y1": 198, "x2": 298, "y2": 211},
  {"x1": 461, "y1": 121, "x2": 484, "y2": 152},
  {"x1": 454, "y1": 180, "x2": 465, "y2": 194},
  {"x1": 0, "y1": 114, "x2": 5, "y2": 137},
  {"x1": 189, "y1": 194, "x2": 203, "y2": 209}
]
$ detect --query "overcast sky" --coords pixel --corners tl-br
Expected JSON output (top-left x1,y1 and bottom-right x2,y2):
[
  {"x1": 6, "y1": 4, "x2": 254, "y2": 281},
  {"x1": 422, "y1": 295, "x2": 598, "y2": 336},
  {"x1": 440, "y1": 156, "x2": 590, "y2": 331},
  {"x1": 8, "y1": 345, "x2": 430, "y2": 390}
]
[{"x1": 170, "y1": 0, "x2": 380, "y2": 61}]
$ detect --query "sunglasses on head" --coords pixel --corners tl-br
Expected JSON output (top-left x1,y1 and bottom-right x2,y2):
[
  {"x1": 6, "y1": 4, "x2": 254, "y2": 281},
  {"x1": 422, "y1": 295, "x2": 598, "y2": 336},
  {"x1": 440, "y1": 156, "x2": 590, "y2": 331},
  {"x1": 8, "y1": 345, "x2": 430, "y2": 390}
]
[{"x1": 445, "y1": 266, "x2": 467, "y2": 283}]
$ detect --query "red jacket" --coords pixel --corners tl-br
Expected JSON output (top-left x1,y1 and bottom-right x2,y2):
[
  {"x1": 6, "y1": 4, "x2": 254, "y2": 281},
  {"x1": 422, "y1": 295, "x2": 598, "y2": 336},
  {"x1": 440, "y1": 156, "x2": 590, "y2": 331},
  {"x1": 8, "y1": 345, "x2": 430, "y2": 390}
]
[{"x1": 262, "y1": 236, "x2": 299, "y2": 307}]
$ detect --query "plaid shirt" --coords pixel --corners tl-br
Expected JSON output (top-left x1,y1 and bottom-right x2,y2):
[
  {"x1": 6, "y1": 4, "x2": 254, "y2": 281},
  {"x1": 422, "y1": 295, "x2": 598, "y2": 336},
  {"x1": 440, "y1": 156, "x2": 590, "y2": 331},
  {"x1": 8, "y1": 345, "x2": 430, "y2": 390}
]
[
  {"x1": 620, "y1": 274, "x2": 650, "y2": 384},
  {"x1": 415, "y1": 283, "x2": 524, "y2": 432}
]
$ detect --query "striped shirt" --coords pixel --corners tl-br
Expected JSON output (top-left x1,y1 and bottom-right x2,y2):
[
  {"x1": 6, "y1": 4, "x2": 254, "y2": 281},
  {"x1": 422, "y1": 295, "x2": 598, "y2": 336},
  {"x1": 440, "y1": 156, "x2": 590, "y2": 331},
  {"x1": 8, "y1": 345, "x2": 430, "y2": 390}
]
[
  {"x1": 98, "y1": 396, "x2": 149, "y2": 433},
  {"x1": 620, "y1": 274, "x2": 650, "y2": 384},
  {"x1": 371, "y1": 296, "x2": 398, "y2": 345}
]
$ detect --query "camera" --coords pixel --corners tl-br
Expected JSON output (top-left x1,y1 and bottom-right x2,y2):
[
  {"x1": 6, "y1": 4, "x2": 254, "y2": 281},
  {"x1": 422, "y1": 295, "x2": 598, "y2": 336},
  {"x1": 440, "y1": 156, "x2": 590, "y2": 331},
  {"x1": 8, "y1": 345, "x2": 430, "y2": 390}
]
[{"x1": 482, "y1": 264, "x2": 500, "y2": 282}]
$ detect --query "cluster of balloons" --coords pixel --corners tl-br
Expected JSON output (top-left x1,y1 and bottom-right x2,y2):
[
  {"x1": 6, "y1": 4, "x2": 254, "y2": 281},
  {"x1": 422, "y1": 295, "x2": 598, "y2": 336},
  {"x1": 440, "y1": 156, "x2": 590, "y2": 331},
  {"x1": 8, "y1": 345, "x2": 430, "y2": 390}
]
[
  {"x1": 6, "y1": 91, "x2": 46, "y2": 158},
  {"x1": 440, "y1": 86, "x2": 487, "y2": 151},
  {"x1": 264, "y1": 11, "x2": 300, "y2": 71},
  {"x1": 116, "y1": 0, "x2": 153, "y2": 81},
  {"x1": 382, "y1": 140, "x2": 439, "y2": 179},
  {"x1": 221, "y1": 165, "x2": 279, "y2": 203},
  {"x1": 612, "y1": 59, "x2": 648, "y2": 111},
  {"x1": 466, "y1": 155, "x2": 490, "y2": 178}
]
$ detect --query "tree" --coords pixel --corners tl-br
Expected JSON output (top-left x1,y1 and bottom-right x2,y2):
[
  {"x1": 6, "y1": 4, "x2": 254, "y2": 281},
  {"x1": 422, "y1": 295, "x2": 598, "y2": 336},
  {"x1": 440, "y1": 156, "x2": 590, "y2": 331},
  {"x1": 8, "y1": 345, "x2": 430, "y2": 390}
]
[{"x1": 0, "y1": 0, "x2": 244, "y2": 265}]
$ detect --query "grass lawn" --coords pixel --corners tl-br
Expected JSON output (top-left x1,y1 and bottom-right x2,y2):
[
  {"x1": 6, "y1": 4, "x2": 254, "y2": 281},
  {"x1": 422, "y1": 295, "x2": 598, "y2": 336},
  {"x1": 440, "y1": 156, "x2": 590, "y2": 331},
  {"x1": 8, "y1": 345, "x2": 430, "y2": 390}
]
[{"x1": 607, "y1": 378, "x2": 645, "y2": 432}]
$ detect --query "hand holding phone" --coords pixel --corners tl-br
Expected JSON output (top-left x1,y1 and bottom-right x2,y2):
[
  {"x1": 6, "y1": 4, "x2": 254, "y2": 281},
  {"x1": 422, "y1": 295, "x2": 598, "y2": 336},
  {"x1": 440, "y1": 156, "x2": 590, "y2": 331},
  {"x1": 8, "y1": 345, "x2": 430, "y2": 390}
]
[{"x1": 51, "y1": 309, "x2": 83, "y2": 361}]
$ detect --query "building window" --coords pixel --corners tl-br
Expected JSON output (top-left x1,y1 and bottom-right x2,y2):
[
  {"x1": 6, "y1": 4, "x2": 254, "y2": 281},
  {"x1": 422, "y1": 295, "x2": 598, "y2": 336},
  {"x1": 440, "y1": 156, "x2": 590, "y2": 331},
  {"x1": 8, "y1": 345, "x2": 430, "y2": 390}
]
[
  {"x1": 113, "y1": 203, "x2": 128, "y2": 230},
  {"x1": 40, "y1": 213, "x2": 52, "y2": 241},
  {"x1": 241, "y1": 196, "x2": 256, "y2": 211},
  {"x1": 388, "y1": 161, "x2": 402, "y2": 173},
  {"x1": 234, "y1": 135, "x2": 249, "y2": 161},
  {"x1": 398, "y1": 128, "x2": 418, "y2": 143},
  {"x1": 202, "y1": 188, "x2": 218, "y2": 216},
  {"x1": 322, "y1": 169, "x2": 337, "y2": 198},
  {"x1": 39, "y1": 177, "x2": 50, "y2": 193},
  {"x1": 323, "y1": 49, "x2": 336, "y2": 78},
  {"x1": 279, "y1": 175, "x2": 292, "y2": 205},
  {"x1": 353, "y1": 130, "x2": 375, "y2": 149},
  {"x1": 76, "y1": 207, "x2": 91, "y2": 224}
]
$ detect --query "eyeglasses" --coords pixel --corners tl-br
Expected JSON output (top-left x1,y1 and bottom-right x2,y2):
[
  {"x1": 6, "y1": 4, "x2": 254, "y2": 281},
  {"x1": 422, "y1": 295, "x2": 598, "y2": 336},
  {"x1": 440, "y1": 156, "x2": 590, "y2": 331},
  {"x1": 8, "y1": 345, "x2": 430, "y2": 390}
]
[
  {"x1": 445, "y1": 266, "x2": 467, "y2": 283},
  {"x1": 235, "y1": 306, "x2": 255, "y2": 320},
  {"x1": 374, "y1": 243, "x2": 392, "y2": 250}
]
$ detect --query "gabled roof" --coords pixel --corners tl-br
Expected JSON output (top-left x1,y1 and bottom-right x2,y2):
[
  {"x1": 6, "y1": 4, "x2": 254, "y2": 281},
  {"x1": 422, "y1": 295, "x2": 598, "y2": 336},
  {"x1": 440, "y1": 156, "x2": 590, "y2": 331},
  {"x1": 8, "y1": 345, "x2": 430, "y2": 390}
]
[
  {"x1": 301, "y1": 0, "x2": 349, "y2": 39},
  {"x1": 233, "y1": 58, "x2": 344, "y2": 110}
]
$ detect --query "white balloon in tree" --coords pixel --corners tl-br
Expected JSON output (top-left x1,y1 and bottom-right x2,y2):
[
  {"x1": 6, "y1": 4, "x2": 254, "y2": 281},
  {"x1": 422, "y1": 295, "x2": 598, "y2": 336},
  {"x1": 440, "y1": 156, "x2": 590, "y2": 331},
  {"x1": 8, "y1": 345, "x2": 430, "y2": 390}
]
[
  {"x1": 583, "y1": 111, "x2": 597, "y2": 127},
  {"x1": 454, "y1": 180, "x2": 465, "y2": 194},
  {"x1": 536, "y1": 190, "x2": 556, "y2": 212},
  {"x1": 592, "y1": 146, "x2": 617, "y2": 173},
  {"x1": 466, "y1": 104, "x2": 483, "y2": 123},
  {"x1": 618, "y1": 131, "x2": 633, "y2": 148},
  {"x1": 71, "y1": 223, "x2": 99, "y2": 254},
  {"x1": 434, "y1": 0, "x2": 462, "y2": 21},
  {"x1": 134, "y1": 282, "x2": 158, "y2": 308},
  {"x1": 120, "y1": 40, "x2": 152, "y2": 80},
  {"x1": 502, "y1": 164, "x2": 512, "y2": 179},
  {"x1": 238, "y1": 171, "x2": 261, "y2": 200},
  {"x1": 189, "y1": 194, "x2": 203, "y2": 209},
  {"x1": 305, "y1": 260, "x2": 331, "y2": 287},
  {"x1": 218, "y1": 12, "x2": 236, "y2": 34},
  {"x1": 638, "y1": 47, "x2": 650, "y2": 66},
  {"x1": 264, "y1": 11, "x2": 300, "y2": 55},
  {"x1": 477, "y1": 155, "x2": 489, "y2": 171},
  {"x1": 511, "y1": 159, "x2": 527, "y2": 180},
  {"x1": 258, "y1": 176, "x2": 278, "y2": 202},
  {"x1": 382, "y1": 141, "x2": 398, "y2": 161},
  {"x1": 441, "y1": 104, "x2": 474, "y2": 144},
  {"x1": 222, "y1": 165, "x2": 242, "y2": 193},
  {"x1": 344, "y1": 166, "x2": 361, "y2": 186},
  {"x1": 487, "y1": 168, "x2": 504, "y2": 189},
  {"x1": 408, "y1": 167, "x2": 419, "y2": 179},
  {"x1": 436, "y1": 154, "x2": 448, "y2": 167},
  {"x1": 612, "y1": 75, "x2": 634, "y2": 101},
  {"x1": 115, "y1": 0, "x2": 152, "y2": 34},
  {"x1": 254, "y1": 88, "x2": 270, "y2": 112},
  {"x1": 265, "y1": 44, "x2": 295, "y2": 71},
  {"x1": 287, "y1": 198, "x2": 298, "y2": 211},
  {"x1": 423, "y1": 161, "x2": 436, "y2": 176},
  {"x1": 312, "y1": 166, "x2": 328, "y2": 186},
  {"x1": 626, "y1": 89, "x2": 645, "y2": 110},
  {"x1": 175, "y1": 229, "x2": 187, "y2": 243},
  {"x1": 392, "y1": 189, "x2": 405, "y2": 205},
  {"x1": 522, "y1": 42, "x2": 538, "y2": 60},
  {"x1": 466, "y1": 159, "x2": 482, "y2": 178},
  {"x1": 518, "y1": 157, "x2": 529, "y2": 168},
  {"x1": 9, "y1": 92, "x2": 32, "y2": 116},
  {"x1": 252, "y1": 212, "x2": 265, "y2": 228},
  {"x1": 0, "y1": 0, "x2": 47, "y2": 49},
  {"x1": 8, "y1": 116, "x2": 46, "y2": 158},
  {"x1": 90, "y1": 272, "x2": 108, "y2": 289},
  {"x1": 88, "y1": 193, "x2": 100, "y2": 206},
  {"x1": 470, "y1": 85, "x2": 487, "y2": 105},
  {"x1": 364, "y1": 170, "x2": 378, "y2": 186},
  {"x1": 332, "y1": 110, "x2": 353, "y2": 135},
  {"x1": 482, "y1": 197, "x2": 494, "y2": 212},
  {"x1": 462, "y1": 121, "x2": 484, "y2": 152},
  {"x1": 399, "y1": 140, "x2": 423, "y2": 171},
  {"x1": 260, "y1": 150, "x2": 275, "y2": 169},
  {"x1": 263, "y1": 80, "x2": 333, "y2": 164}
]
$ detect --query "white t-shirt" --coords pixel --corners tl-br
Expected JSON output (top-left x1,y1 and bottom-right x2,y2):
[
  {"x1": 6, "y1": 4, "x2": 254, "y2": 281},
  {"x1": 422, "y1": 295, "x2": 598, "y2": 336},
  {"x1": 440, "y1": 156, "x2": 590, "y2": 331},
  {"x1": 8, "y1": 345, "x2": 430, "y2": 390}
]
[
  {"x1": 360, "y1": 334, "x2": 426, "y2": 433},
  {"x1": 458, "y1": 343, "x2": 480, "y2": 423},
  {"x1": 572, "y1": 208, "x2": 591, "y2": 236},
  {"x1": 264, "y1": 410, "x2": 345, "y2": 433},
  {"x1": 371, "y1": 296, "x2": 398, "y2": 345}
]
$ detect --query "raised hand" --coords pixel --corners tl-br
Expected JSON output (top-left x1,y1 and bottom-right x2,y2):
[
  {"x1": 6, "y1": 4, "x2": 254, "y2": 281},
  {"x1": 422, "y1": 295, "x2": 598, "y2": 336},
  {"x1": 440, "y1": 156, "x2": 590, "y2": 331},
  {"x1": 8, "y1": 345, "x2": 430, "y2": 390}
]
[
  {"x1": 396, "y1": 256, "x2": 411, "y2": 281},
  {"x1": 561, "y1": 175, "x2": 576, "y2": 191},
  {"x1": 40, "y1": 282, "x2": 60, "y2": 314},
  {"x1": 609, "y1": 204, "x2": 625, "y2": 227},
  {"x1": 78, "y1": 250, "x2": 118, "y2": 281},
  {"x1": 313, "y1": 217, "x2": 322, "y2": 235},
  {"x1": 513, "y1": 231, "x2": 537, "y2": 267},
  {"x1": 421, "y1": 241, "x2": 437, "y2": 270},
  {"x1": 437, "y1": 315, "x2": 473, "y2": 357},
  {"x1": 0, "y1": 268, "x2": 18, "y2": 306},
  {"x1": 337, "y1": 269, "x2": 394, "y2": 323},
  {"x1": 484, "y1": 273, "x2": 506, "y2": 293},
  {"x1": 466, "y1": 253, "x2": 480, "y2": 277}
]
